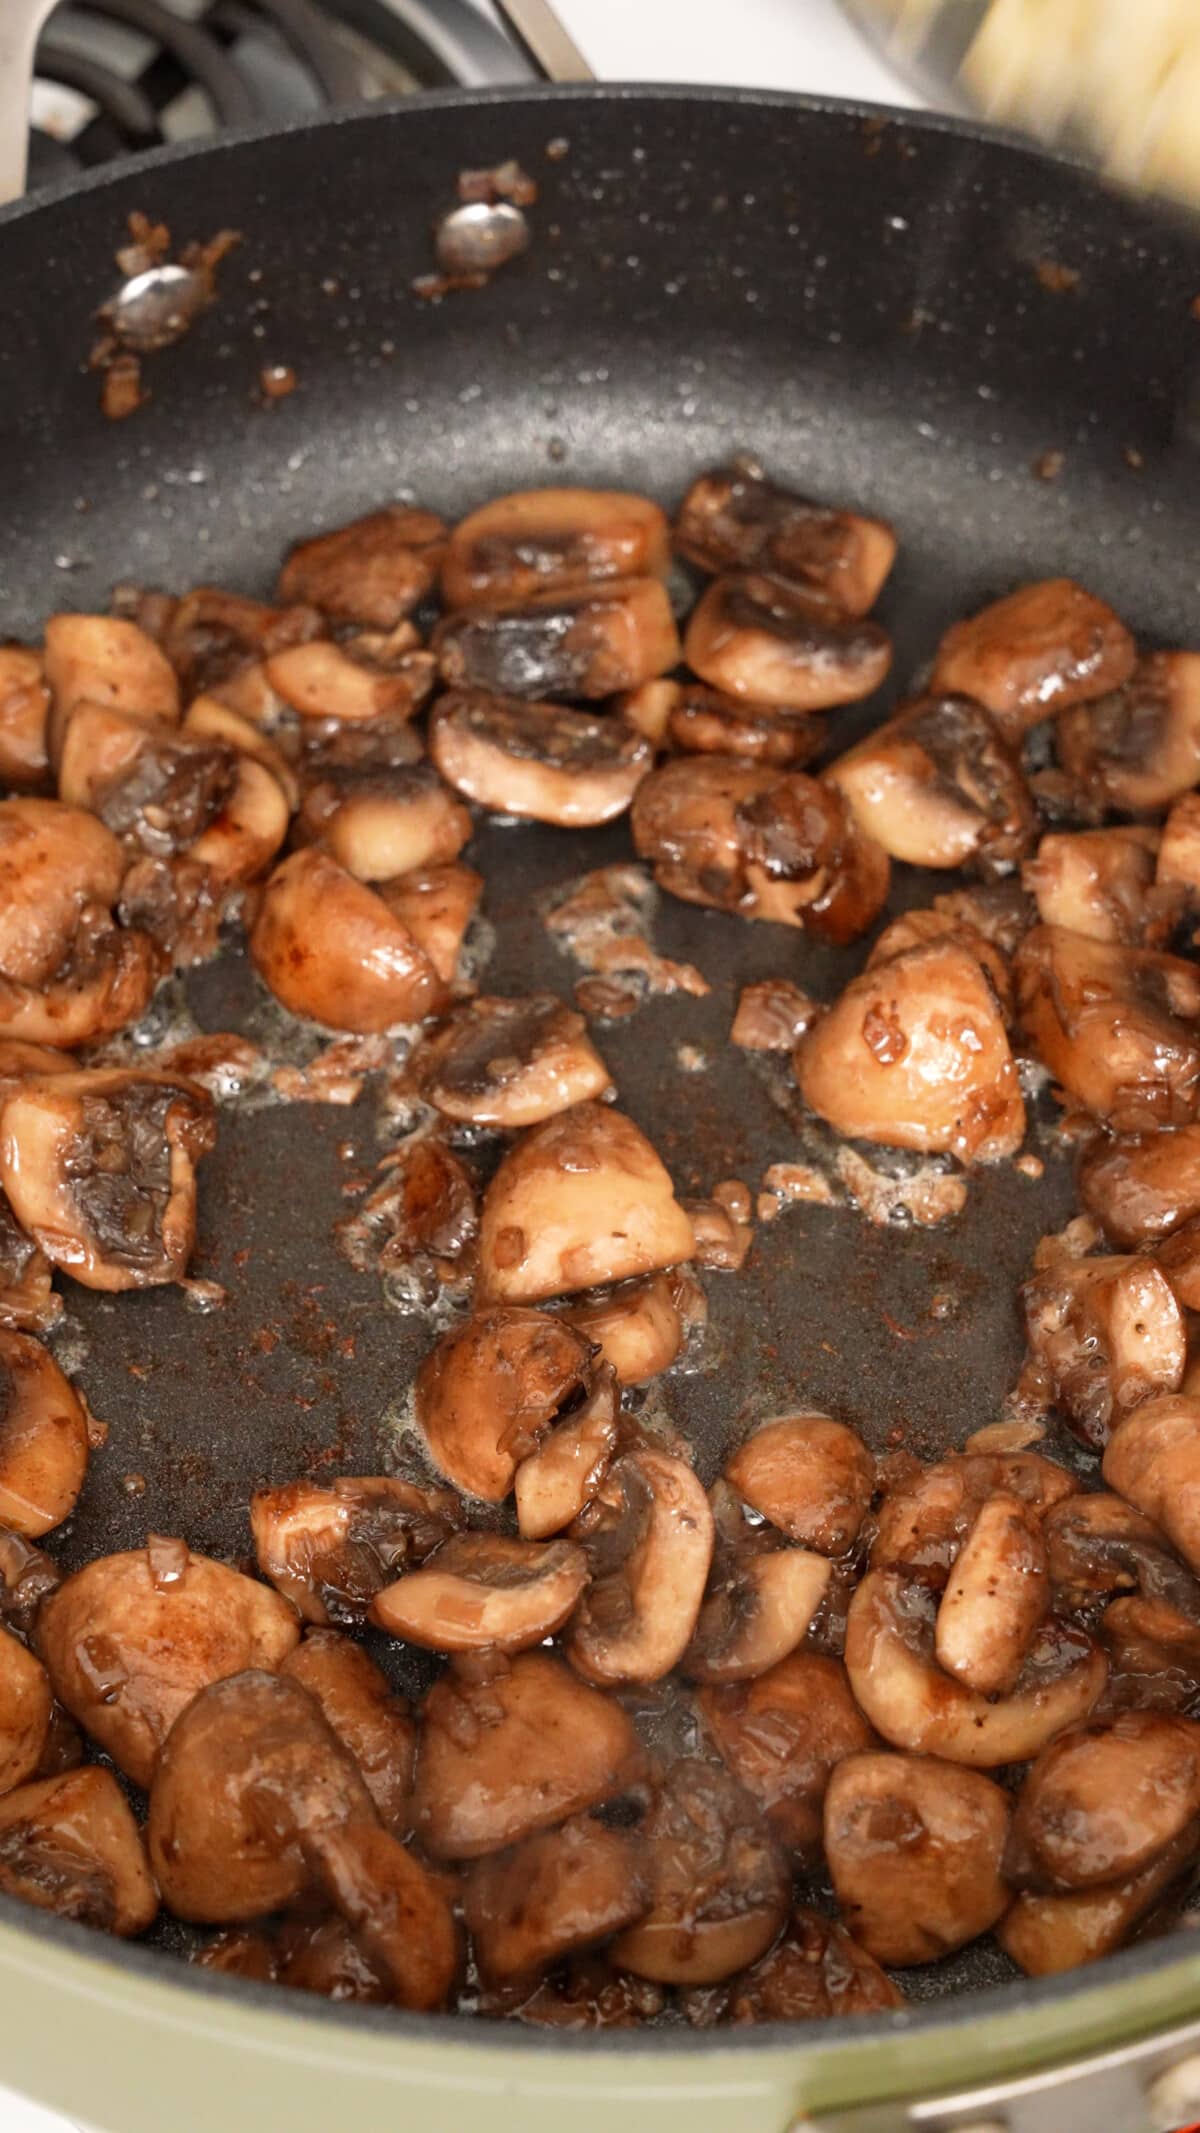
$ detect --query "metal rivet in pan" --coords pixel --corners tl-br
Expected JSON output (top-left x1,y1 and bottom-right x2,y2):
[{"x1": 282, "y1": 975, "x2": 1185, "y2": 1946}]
[
  {"x1": 107, "y1": 262, "x2": 208, "y2": 352},
  {"x1": 1147, "y1": 2054, "x2": 1200, "y2": 2130},
  {"x1": 434, "y1": 201, "x2": 530, "y2": 277}
]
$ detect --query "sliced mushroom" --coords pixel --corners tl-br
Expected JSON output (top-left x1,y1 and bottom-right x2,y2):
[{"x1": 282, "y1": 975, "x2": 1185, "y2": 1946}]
[
  {"x1": 0, "y1": 1529, "x2": 62, "y2": 1643},
  {"x1": 0, "y1": 1329, "x2": 88, "y2": 1539},
  {"x1": 934, "y1": 1491, "x2": 1049, "y2": 1695},
  {"x1": 797, "y1": 939, "x2": 1025, "y2": 1164},
  {"x1": 845, "y1": 1569, "x2": 1106, "y2": 1768},
  {"x1": 1158, "y1": 791, "x2": 1200, "y2": 901},
  {"x1": 563, "y1": 1270, "x2": 692, "y2": 1387},
  {"x1": 1100, "y1": 1594, "x2": 1200, "y2": 1713},
  {"x1": 1023, "y1": 827, "x2": 1163, "y2": 946},
  {"x1": 443, "y1": 488, "x2": 670, "y2": 610},
  {"x1": 37, "y1": 1544, "x2": 300, "y2": 1788},
  {"x1": 59, "y1": 706, "x2": 231, "y2": 839},
  {"x1": 282, "y1": 1630, "x2": 415, "y2": 1835},
  {"x1": 1006, "y1": 1712, "x2": 1200, "y2": 1891},
  {"x1": 0, "y1": 1192, "x2": 59, "y2": 1336},
  {"x1": 675, "y1": 458, "x2": 896, "y2": 615},
  {"x1": 274, "y1": 1914, "x2": 390, "y2": 2004},
  {"x1": 430, "y1": 690, "x2": 653, "y2": 828},
  {"x1": 1016, "y1": 926, "x2": 1200, "y2": 1130},
  {"x1": 371, "y1": 1533, "x2": 588, "y2": 1654},
  {"x1": 725, "y1": 1414, "x2": 874, "y2": 1556},
  {"x1": 0, "y1": 912, "x2": 159, "y2": 1051},
  {"x1": 1079, "y1": 1126, "x2": 1200, "y2": 1249},
  {"x1": 478, "y1": 1102, "x2": 694, "y2": 1305},
  {"x1": 434, "y1": 578, "x2": 681, "y2": 701},
  {"x1": 0, "y1": 1067, "x2": 216, "y2": 1292},
  {"x1": 409, "y1": 1651, "x2": 644, "y2": 1859},
  {"x1": 0, "y1": 800, "x2": 125, "y2": 989},
  {"x1": 870, "y1": 1449, "x2": 1075, "y2": 1583},
  {"x1": 513, "y1": 1365, "x2": 621, "y2": 1540},
  {"x1": 728, "y1": 1908, "x2": 904, "y2": 2021},
  {"x1": 266, "y1": 639, "x2": 434, "y2": 725},
  {"x1": 0, "y1": 1765, "x2": 157, "y2": 1935},
  {"x1": 0, "y1": 1622, "x2": 51, "y2": 1794},
  {"x1": 350, "y1": 1132, "x2": 477, "y2": 1295},
  {"x1": 513, "y1": 1960, "x2": 665, "y2": 2030},
  {"x1": 730, "y1": 979, "x2": 821, "y2": 1053},
  {"x1": 999, "y1": 1829, "x2": 1200, "y2": 1976},
  {"x1": 567, "y1": 1448, "x2": 714, "y2": 1685},
  {"x1": 160, "y1": 584, "x2": 322, "y2": 703},
  {"x1": 193, "y1": 1928, "x2": 279, "y2": 1982},
  {"x1": 698, "y1": 1651, "x2": 876, "y2": 1859},
  {"x1": 250, "y1": 1475, "x2": 460, "y2": 1625},
  {"x1": 828, "y1": 696, "x2": 1035, "y2": 874},
  {"x1": 824, "y1": 1752, "x2": 1011, "y2": 1965},
  {"x1": 249, "y1": 849, "x2": 447, "y2": 1033},
  {"x1": 464, "y1": 1813, "x2": 649, "y2": 1985},
  {"x1": 277, "y1": 505, "x2": 446, "y2": 627},
  {"x1": 0, "y1": 646, "x2": 50, "y2": 791},
  {"x1": 1042, "y1": 1491, "x2": 1198, "y2": 1615},
  {"x1": 929, "y1": 578, "x2": 1135, "y2": 739},
  {"x1": 1022, "y1": 1251, "x2": 1185, "y2": 1450},
  {"x1": 380, "y1": 863, "x2": 482, "y2": 986},
  {"x1": 867, "y1": 904, "x2": 1013, "y2": 1016},
  {"x1": 610, "y1": 1761, "x2": 788, "y2": 1986},
  {"x1": 665, "y1": 685, "x2": 822, "y2": 768},
  {"x1": 296, "y1": 760, "x2": 471, "y2": 883},
  {"x1": 683, "y1": 574, "x2": 891, "y2": 711},
  {"x1": 182, "y1": 694, "x2": 300, "y2": 810},
  {"x1": 415, "y1": 1306, "x2": 596, "y2": 1502},
  {"x1": 1103, "y1": 1395, "x2": 1200, "y2": 1577},
  {"x1": 1055, "y1": 652, "x2": 1200, "y2": 814},
  {"x1": 43, "y1": 614, "x2": 179, "y2": 753},
  {"x1": 683, "y1": 1546, "x2": 832, "y2": 1685},
  {"x1": 413, "y1": 994, "x2": 612, "y2": 1128}
]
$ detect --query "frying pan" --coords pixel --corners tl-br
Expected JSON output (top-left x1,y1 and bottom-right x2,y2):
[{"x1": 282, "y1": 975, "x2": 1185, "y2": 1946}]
[{"x1": 1, "y1": 75, "x2": 1200, "y2": 2133}]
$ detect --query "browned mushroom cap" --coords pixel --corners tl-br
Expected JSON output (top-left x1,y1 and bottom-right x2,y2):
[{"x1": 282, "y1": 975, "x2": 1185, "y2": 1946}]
[
  {"x1": 929, "y1": 578, "x2": 1135, "y2": 739},
  {"x1": 282, "y1": 1630, "x2": 415, "y2": 1835},
  {"x1": 1022, "y1": 1252, "x2": 1185, "y2": 1450},
  {"x1": 0, "y1": 1765, "x2": 157, "y2": 1934},
  {"x1": 43, "y1": 614, "x2": 180, "y2": 749},
  {"x1": 698, "y1": 1651, "x2": 875, "y2": 1860},
  {"x1": 610, "y1": 1761, "x2": 788, "y2": 1986},
  {"x1": 683, "y1": 1546, "x2": 832, "y2": 1685},
  {"x1": 683, "y1": 573, "x2": 892, "y2": 712},
  {"x1": 463, "y1": 1814, "x2": 650, "y2": 1985},
  {"x1": 415, "y1": 1306, "x2": 596, "y2": 1502},
  {"x1": 934, "y1": 1492, "x2": 1049, "y2": 1695},
  {"x1": 567, "y1": 1449, "x2": 714, "y2": 1686},
  {"x1": 0, "y1": 909, "x2": 158, "y2": 1053},
  {"x1": 0, "y1": 1329, "x2": 88, "y2": 1539},
  {"x1": 410, "y1": 1650, "x2": 644, "y2": 1859},
  {"x1": 478, "y1": 1102, "x2": 694, "y2": 1306},
  {"x1": 434, "y1": 579, "x2": 681, "y2": 702},
  {"x1": 0, "y1": 1622, "x2": 51, "y2": 1794},
  {"x1": 250, "y1": 1475, "x2": 460, "y2": 1625},
  {"x1": 183, "y1": 695, "x2": 300, "y2": 810},
  {"x1": 429, "y1": 690, "x2": 653, "y2": 828},
  {"x1": 665, "y1": 685, "x2": 822, "y2": 769},
  {"x1": 870, "y1": 1450, "x2": 1076, "y2": 1584},
  {"x1": 380, "y1": 863, "x2": 482, "y2": 987},
  {"x1": 371, "y1": 1533, "x2": 589, "y2": 1654},
  {"x1": 249, "y1": 849, "x2": 447, "y2": 1033},
  {"x1": 564, "y1": 1271, "x2": 692, "y2": 1387},
  {"x1": 1043, "y1": 1490, "x2": 1197, "y2": 1612},
  {"x1": 845, "y1": 1570, "x2": 1106, "y2": 1768},
  {"x1": 413, "y1": 995, "x2": 612, "y2": 1129},
  {"x1": 0, "y1": 800, "x2": 125, "y2": 989},
  {"x1": 867, "y1": 904, "x2": 1014, "y2": 1019},
  {"x1": 157, "y1": 584, "x2": 322, "y2": 704},
  {"x1": 827, "y1": 696, "x2": 1036, "y2": 874},
  {"x1": 58, "y1": 704, "x2": 225, "y2": 829},
  {"x1": 0, "y1": 1068, "x2": 216, "y2": 1293},
  {"x1": 728, "y1": 1907, "x2": 904, "y2": 2021},
  {"x1": 0, "y1": 647, "x2": 50, "y2": 792},
  {"x1": 998, "y1": 1828, "x2": 1200, "y2": 1976},
  {"x1": 1159, "y1": 791, "x2": 1200, "y2": 901},
  {"x1": 797, "y1": 939, "x2": 1025, "y2": 1164},
  {"x1": 1103, "y1": 1395, "x2": 1200, "y2": 1577},
  {"x1": 676, "y1": 458, "x2": 896, "y2": 615},
  {"x1": 296, "y1": 761, "x2": 470, "y2": 884},
  {"x1": 1055, "y1": 653, "x2": 1200, "y2": 814},
  {"x1": 1007, "y1": 1712, "x2": 1200, "y2": 1891},
  {"x1": 725, "y1": 1414, "x2": 874, "y2": 1556},
  {"x1": 37, "y1": 1544, "x2": 300, "y2": 1788},
  {"x1": 1023, "y1": 827, "x2": 1162, "y2": 946},
  {"x1": 826, "y1": 1754, "x2": 1011, "y2": 1965},
  {"x1": 442, "y1": 488, "x2": 670, "y2": 611},
  {"x1": 187, "y1": 756, "x2": 291, "y2": 891},
  {"x1": 513, "y1": 1364, "x2": 620, "y2": 1540},
  {"x1": 277, "y1": 506, "x2": 447, "y2": 627},
  {"x1": 1016, "y1": 927, "x2": 1200, "y2": 1130},
  {"x1": 265, "y1": 639, "x2": 435, "y2": 726}
]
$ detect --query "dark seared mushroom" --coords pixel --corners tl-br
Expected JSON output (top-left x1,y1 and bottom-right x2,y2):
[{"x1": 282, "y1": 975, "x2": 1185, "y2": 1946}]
[
  {"x1": 442, "y1": 488, "x2": 670, "y2": 610},
  {"x1": 0, "y1": 1329, "x2": 88, "y2": 1539},
  {"x1": 730, "y1": 979, "x2": 821, "y2": 1053},
  {"x1": 0, "y1": 908, "x2": 160, "y2": 1051},
  {"x1": 566, "y1": 1448, "x2": 714, "y2": 1685},
  {"x1": 610, "y1": 1761, "x2": 788, "y2": 1986},
  {"x1": 870, "y1": 1449, "x2": 1075, "y2": 1584},
  {"x1": 0, "y1": 1766, "x2": 157, "y2": 1935},
  {"x1": 1103, "y1": 1395, "x2": 1200, "y2": 1577},
  {"x1": 430, "y1": 690, "x2": 653, "y2": 827},
  {"x1": 463, "y1": 1815, "x2": 649, "y2": 1985},
  {"x1": 265, "y1": 638, "x2": 435, "y2": 726},
  {"x1": 1023, "y1": 827, "x2": 1163, "y2": 945},
  {"x1": 0, "y1": 1622, "x2": 51, "y2": 1794},
  {"x1": 274, "y1": 1915, "x2": 389, "y2": 2005},
  {"x1": 725, "y1": 1414, "x2": 874, "y2": 1555},
  {"x1": 1042, "y1": 1490, "x2": 1200, "y2": 1614},
  {"x1": 929, "y1": 578, "x2": 1136, "y2": 739},
  {"x1": 683, "y1": 1544, "x2": 831, "y2": 1686},
  {"x1": 413, "y1": 994, "x2": 612, "y2": 1128},
  {"x1": 295, "y1": 760, "x2": 470, "y2": 883},
  {"x1": 434, "y1": 579, "x2": 681, "y2": 701},
  {"x1": 192, "y1": 1929, "x2": 279, "y2": 1982},
  {"x1": 0, "y1": 1188, "x2": 59, "y2": 1337},
  {"x1": 1159, "y1": 792, "x2": 1200, "y2": 901},
  {"x1": 182, "y1": 695, "x2": 299, "y2": 811},
  {"x1": 513, "y1": 1364, "x2": 621, "y2": 1540},
  {"x1": 1023, "y1": 1250, "x2": 1185, "y2": 1449},
  {"x1": 1055, "y1": 653, "x2": 1200, "y2": 814},
  {"x1": 998, "y1": 1829, "x2": 1200, "y2": 1976},
  {"x1": 664, "y1": 684, "x2": 823, "y2": 768},
  {"x1": 0, "y1": 1529, "x2": 61, "y2": 1644},
  {"x1": 42, "y1": 613, "x2": 179, "y2": 751},
  {"x1": 0, "y1": 647, "x2": 50, "y2": 792},
  {"x1": 281, "y1": 1630, "x2": 415, "y2": 1834},
  {"x1": 1006, "y1": 1712, "x2": 1200, "y2": 1891},
  {"x1": 675, "y1": 458, "x2": 897, "y2": 615},
  {"x1": 728, "y1": 1908, "x2": 903, "y2": 2020},
  {"x1": 1081, "y1": 1127, "x2": 1200, "y2": 1249},
  {"x1": 250, "y1": 1475, "x2": 460, "y2": 1625},
  {"x1": 277, "y1": 505, "x2": 447, "y2": 628},
  {"x1": 825, "y1": 1752, "x2": 1011, "y2": 1965},
  {"x1": 828, "y1": 696, "x2": 1035, "y2": 875},
  {"x1": 1015, "y1": 927, "x2": 1200, "y2": 1129},
  {"x1": 415, "y1": 1306, "x2": 597, "y2": 1502},
  {"x1": 249, "y1": 849, "x2": 448, "y2": 1033},
  {"x1": 159, "y1": 584, "x2": 322, "y2": 704},
  {"x1": 370, "y1": 1533, "x2": 588, "y2": 1654},
  {"x1": 697, "y1": 1651, "x2": 876, "y2": 1860},
  {"x1": 348, "y1": 1132, "x2": 478, "y2": 1294},
  {"x1": 683, "y1": 574, "x2": 891, "y2": 711}
]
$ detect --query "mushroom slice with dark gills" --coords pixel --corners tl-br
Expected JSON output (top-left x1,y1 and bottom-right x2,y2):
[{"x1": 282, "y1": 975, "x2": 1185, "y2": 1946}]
[
  {"x1": 265, "y1": 637, "x2": 435, "y2": 726},
  {"x1": 463, "y1": 1814, "x2": 650, "y2": 1986},
  {"x1": 442, "y1": 487, "x2": 670, "y2": 610},
  {"x1": 664, "y1": 685, "x2": 823, "y2": 769},
  {"x1": 1055, "y1": 653, "x2": 1200, "y2": 814},
  {"x1": 250, "y1": 1475, "x2": 460, "y2": 1625},
  {"x1": 182, "y1": 695, "x2": 300, "y2": 812},
  {"x1": 249, "y1": 849, "x2": 448, "y2": 1033},
  {"x1": 0, "y1": 1068, "x2": 215, "y2": 1293},
  {"x1": 0, "y1": 646, "x2": 51, "y2": 792},
  {"x1": 277, "y1": 505, "x2": 447, "y2": 627},
  {"x1": 683, "y1": 573, "x2": 892, "y2": 711},
  {"x1": 157, "y1": 583, "x2": 323, "y2": 706},
  {"x1": 675, "y1": 457, "x2": 897, "y2": 615},
  {"x1": 1015, "y1": 927, "x2": 1200, "y2": 1129},
  {"x1": 413, "y1": 994, "x2": 612, "y2": 1128},
  {"x1": 827, "y1": 696, "x2": 1036, "y2": 874},
  {"x1": 1022, "y1": 1251, "x2": 1185, "y2": 1450},
  {"x1": 610, "y1": 1761, "x2": 789, "y2": 1987},
  {"x1": 433, "y1": 578, "x2": 680, "y2": 701},
  {"x1": 295, "y1": 759, "x2": 471, "y2": 884},
  {"x1": 0, "y1": 1765, "x2": 157, "y2": 1935},
  {"x1": 371, "y1": 1533, "x2": 589, "y2": 1654},
  {"x1": 430, "y1": 691, "x2": 653, "y2": 828},
  {"x1": 281, "y1": 1630, "x2": 415, "y2": 1834},
  {"x1": 0, "y1": 1329, "x2": 88, "y2": 1539},
  {"x1": 0, "y1": 908, "x2": 158, "y2": 1053},
  {"x1": 824, "y1": 1753, "x2": 1011, "y2": 1966},
  {"x1": 566, "y1": 1448, "x2": 714, "y2": 1686},
  {"x1": 1023, "y1": 827, "x2": 1164, "y2": 946},
  {"x1": 929, "y1": 578, "x2": 1136, "y2": 740},
  {"x1": 698, "y1": 1651, "x2": 876, "y2": 1862},
  {"x1": 415, "y1": 1306, "x2": 597, "y2": 1503}
]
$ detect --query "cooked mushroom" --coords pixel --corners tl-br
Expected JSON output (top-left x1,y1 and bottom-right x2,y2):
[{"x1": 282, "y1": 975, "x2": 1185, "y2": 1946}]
[
  {"x1": 675, "y1": 458, "x2": 897, "y2": 615},
  {"x1": 0, "y1": 1192, "x2": 59, "y2": 1336},
  {"x1": 870, "y1": 1449, "x2": 1075, "y2": 1583},
  {"x1": 564, "y1": 1270, "x2": 693, "y2": 1387},
  {"x1": 409, "y1": 1651, "x2": 644, "y2": 1859},
  {"x1": 442, "y1": 488, "x2": 670, "y2": 610},
  {"x1": 1023, "y1": 827, "x2": 1163, "y2": 946},
  {"x1": 415, "y1": 1306, "x2": 596, "y2": 1502},
  {"x1": 296, "y1": 760, "x2": 470, "y2": 883},
  {"x1": 683, "y1": 574, "x2": 891, "y2": 711},
  {"x1": 0, "y1": 800, "x2": 125, "y2": 990},
  {"x1": 380, "y1": 863, "x2": 482, "y2": 987},
  {"x1": 0, "y1": 1329, "x2": 88, "y2": 1539},
  {"x1": 683, "y1": 1545, "x2": 832, "y2": 1685},
  {"x1": 37, "y1": 1544, "x2": 300, "y2": 1787},
  {"x1": 464, "y1": 1814, "x2": 649, "y2": 1986},
  {"x1": 1042, "y1": 1491, "x2": 1198, "y2": 1615},
  {"x1": 0, "y1": 1766, "x2": 157, "y2": 1935},
  {"x1": 43, "y1": 614, "x2": 179, "y2": 752},
  {"x1": 725, "y1": 1414, "x2": 874, "y2": 1556},
  {"x1": 159, "y1": 584, "x2": 322, "y2": 703},
  {"x1": 1022, "y1": 1251, "x2": 1185, "y2": 1449},
  {"x1": 1079, "y1": 1126, "x2": 1200, "y2": 1248},
  {"x1": 477, "y1": 1102, "x2": 694, "y2": 1305},
  {"x1": 929, "y1": 578, "x2": 1135, "y2": 739},
  {"x1": 413, "y1": 994, "x2": 612, "y2": 1128},
  {"x1": 999, "y1": 1829, "x2": 1200, "y2": 1976},
  {"x1": 277, "y1": 505, "x2": 447, "y2": 627},
  {"x1": 824, "y1": 1752, "x2": 1011, "y2": 1965},
  {"x1": 193, "y1": 1928, "x2": 279, "y2": 1982},
  {"x1": 567, "y1": 1448, "x2": 714, "y2": 1685},
  {"x1": 250, "y1": 1475, "x2": 460, "y2": 1625},
  {"x1": 866, "y1": 904, "x2": 1013, "y2": 1016},
  {"x1": 610, "y1": 1761, "x2": 788, "y2": 1987},
  {"x1": 934, "y1": 1493, "x2": 1049, "y2": 1695},
  {"x1": 430, "y1": 690, "x2": 653, "y2": 828},
  {"x1": 730, "y1": 979, "x2": 821, "y2": 1052},
  {"x1": 182, "y1": 694, "x2": 300, "y2": 810},
  {"x1": 371, "y1": 1533, "x2": 588, "y2": 1654},
  {"x1": 0, "y1": 909, "x2": 159, "y2": 1051},
  {"x1": 350, "y1": 1132, "x2": 478, "y2": 1294},
  {"x1": 1006, "y1": 1712, "x2": 1200, "y2": 1890},
  {"x1": 274, "y1": 1914, "x2": 390, "y2": 2004},
  {"x1": 434, "y1": 579, "x2": 681, "y2": 701},
  {"x1": 728, "y1": 1908, "x2": 904, "y2": 2021},
  {"x1": 281, "y1": 1630, "x2": 415, "y2": 1834},
  {"x1": 1016, "y1": 926, "x2": 1200, "y2": 1130},
  {"x1": 1099, "y1": 1594, "x2": 1200, "y2": 1712},
  {"x1": 249, "y1": 849, "x2": 447, "y2": 1033},
  {"x1": 796, "y1": 939, "x2": 1025, "y2": 1164},
  {"x1": 0, "y1": 646, "x2": 50, "y2": 791},
  {"x1": 0, "y1": 1623, "x2": 51, "y2": 1794},
  {"x1": 1158, "y1": 791, "x2": 1200, "y2": 901},
  {"x1": 266, "y1": 639, "x2": 434, "y2": 726},
  {"x1": 1103, "y1": 1395, "x2": 1200, "y2": 1577},
  {"x1": 664, "y1": 685, "x2": 822, "y2": 768},
  {"x1": 828, "y1": 696, "x2": 1035, "y2": 874},
  {"x1": 1055, "y1": 653, "x2": 1200, "y2": 814},
  {"x1": 0, "y1": 1067, "x2": 216, "y2": 1293},
  {"x1": 513, "y1": 1365, "x2": 621, "y2": 1540},
  {"x1": 698, "y1": 1651, "x2": 876, "y2": 1859}
]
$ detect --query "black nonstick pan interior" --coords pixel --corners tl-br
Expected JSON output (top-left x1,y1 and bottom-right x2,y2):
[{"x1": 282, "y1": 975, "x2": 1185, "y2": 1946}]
[{"x1": 0, "y1": 82, "x2": 1198, "y2": 2016}]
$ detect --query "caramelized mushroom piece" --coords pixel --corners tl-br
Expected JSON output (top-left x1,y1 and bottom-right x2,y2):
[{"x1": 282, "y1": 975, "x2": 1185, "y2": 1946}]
[
  {"x1": 250, "y1": 1475, "x2": 459, "y2": 1625},
  {"x1": 0, "y1": 1067, "x2": 215, "y2": 1293},
  {"x1": 0, "y1": 1622, "x2": 51, "y2": 1794},
  {"x1": 0, "y1": 1529, "x2": 61, "y2": 1642},
  {"x1": 43, "y1": 613, "x2": 179, "y2": 749},
  {"x1": 1080, "y1": 1126, "x2": 1200, "y2": 1248},
  {"x1": 0, "y1": 912, "x2": 159, "y2": 1051},
  {"x1": 728, "y1": 1907, "x2": 904, "y2": 2021},
  {"x1": 414, "y1": 994, "x2": 611, "y2": 1128},
  {"x1": 567, "y1": 1448, "x2": 714, "y2": 1685},
  {"x1": 410, "y1": 1651, "x2": 644, "y2": 1859},
  {"x1": 464, "y1": 1814, "x2": 649, "y2": 1985},
  {"x1": 513, "y1": 1364, "x2": 621, "y2": 1540},
  {"x1": 430, "y1": 690, "x2": 652, "y2": 828},
  {"x1": 725, "y1": 1414, "x2": 874, "y2": 1556},
  {"x1": 698, "y1": 1651, "x2": 876, "y2": 1859},
  {"x1": 183, "y1": 694, "x2": 300, "y2": 809},
  {"x1": 1007, "y1": 1712, "x2": 1200, "y2": 1890},
  {"x1": 1103, "y1": 1395, "x2": 1200, "y2": 1577},
  {"x1": 866, "y1": 904, "x2": 1013, "y2": 1015},
  {"x1": 1022, "y1": 1251, "x2": 1185, "y2": 1449},
  {"x1": 0, "y1": 800, "x2": 125, "y2": 989},
  {"x1": 478, "y1": 1102, "x2": 694, "y2": 1305},
  {"x1": 999, "y1": 1830, "x2": 1200, "y2": 1976},
  {"x1": 824, "y1": 1752, "x2": 1011, "y2": 1965},
  {"x1": 274, "y1": 1914, "x2": 390, "y2": 2004},
  {"x1": 249, "y1": 849, "x2": 447, "y2": 1033},
  {"x1": 277, "y1": 505, "x2": 446, "y2": 627},
  {"x1": 415, "y1": 1306, "x2": 596, "y2": 1502},
  {"x1": 0, "y1": 1765, "x2": 156, "y2": 1934},
  {"x1": 0, "y1": 1192, "x2": 59, "y2": 1337},
  {"x1": 1158, "y1": 791, "x2": 1200, "y2": 901},
  {"x1": 371, "y1": 1533, "x2": 588, "y2": 1654},
  {"x1": 434, "y1": 578, "x2": 680, "y2": 701},
  {"x1": 1156, "y1": 1217, "x2": 1200, "y2": 1312},
  {"x1": 676, "y1": 458, "x2": 896, "y2": 615},
  {"x1": 797, "y1": 939, "x2": 1025, "y2": 1164},
  {"x1": 443, "y1": 488, "x2": 670, "y2": 610},
  {"x1": 870, "y1": 1450, "x2": 1074, "y2": 1584},
  {"x1": 683, "y1": 1546, "x2": 832, "y2": 1685},
  {"x1": 934, "y1": 1492, "x2": 1048, "y2": 1694},
  {"x1": 266, "y1": 639, "x2": 434, "y2": 726},
  {"x1": 281, "y1": 1630, "x2": 415, "y2": 1834},
  {"x1": 1016, "y1": 927, "x2": 1200, "y2": 1129},
  {"x1": 38, "y1": 1544, "x2": 300, "y2": 1787},
  {"x1": 0, "y1": 647, "x2": 50, "y2": 791},
  {"x1": 159, "y1": 584, "x2": 322, "y2": 703},
  {"x1": 929, "y1": 578, "x2": 1135, "y2": 739},
  {"x1": 610, "y1": 1761, "x2": 788, "y2": 1986},
  {"x1": 564, "y1": 1270, "x2": 692, "y2": 1387},
  {"x1": 1055, "y1": 653, "x2": 1200, "y2": 814},
  {"x1": 296, "y1": 760, "x2": 470, "y2": 883},
  {"x1": 1023, "y1": 827, "x2": 1163, "y2": 946},
  {"x1": 380, "y1": 863, "x2": 481, "y2": 986},
  {"x1": 350, "y1": 1132, "x2": 477, "y2": 1295},
  {"x1": 684, "y1": 574, "x2": 891, "y2": 711},
  {"x1": 193, "y1": 1928, "x2": 279, "y2": 1982},
  {"x1": 1042, "y1": 1491, "x2": 1198, "y2": 1615},
  {"x1": 0, "y1": 1329, "x2": 88, "y2": 1539},
  {"x1": 665, "y1": 685, "x2": 822, "y2": 768},
  {"x1": 828, "y1": 696, "x2": 1035, "y2": 874},
  {"x1": 730, "y1": 978, "x2": 821, "y2": 1053}
]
